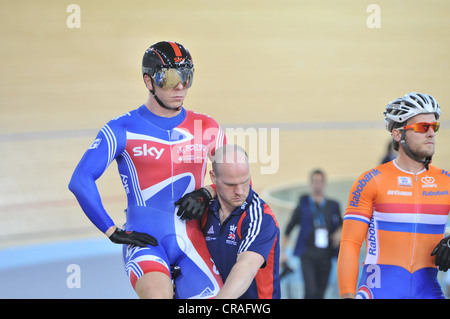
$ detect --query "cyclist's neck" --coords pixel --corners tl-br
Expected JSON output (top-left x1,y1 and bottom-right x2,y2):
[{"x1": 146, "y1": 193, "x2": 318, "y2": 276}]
[{"x1": 394, "y1": 154, "x2": 426, "y2": 174}]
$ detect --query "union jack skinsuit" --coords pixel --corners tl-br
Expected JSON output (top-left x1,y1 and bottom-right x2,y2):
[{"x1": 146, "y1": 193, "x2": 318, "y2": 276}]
[{"x1": 69, "y1": 105, "x2": 225, "y2": 298}]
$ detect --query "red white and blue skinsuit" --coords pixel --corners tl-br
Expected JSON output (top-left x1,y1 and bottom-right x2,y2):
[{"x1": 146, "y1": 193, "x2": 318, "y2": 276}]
[{"x1": 69, "y1": 104, "x2": 225, "y2": 298}]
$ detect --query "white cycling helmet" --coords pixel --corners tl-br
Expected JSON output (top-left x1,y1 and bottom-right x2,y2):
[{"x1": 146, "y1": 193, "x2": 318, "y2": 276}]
[{"x1": 384, "y1": 92, "x2": 441, "y2": 132}]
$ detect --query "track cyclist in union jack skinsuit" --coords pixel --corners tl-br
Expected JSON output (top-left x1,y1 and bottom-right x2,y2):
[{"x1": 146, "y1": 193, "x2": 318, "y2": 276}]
[{"x1": 69, "y1": 41, "x2": 225, "y2": 299}]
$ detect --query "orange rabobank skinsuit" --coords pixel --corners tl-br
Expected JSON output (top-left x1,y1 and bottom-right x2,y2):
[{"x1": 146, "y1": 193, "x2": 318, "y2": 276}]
[{"x1": 337, "y1": 160, "x2": 450, "y2": 298}]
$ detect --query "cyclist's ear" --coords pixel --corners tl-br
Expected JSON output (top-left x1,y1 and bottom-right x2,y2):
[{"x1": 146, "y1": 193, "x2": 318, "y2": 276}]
[{"x1": 391, "y1": 128, "x2": 402, "y2": 142}]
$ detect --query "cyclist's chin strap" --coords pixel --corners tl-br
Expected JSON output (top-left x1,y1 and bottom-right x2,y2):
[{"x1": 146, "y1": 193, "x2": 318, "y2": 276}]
[{"x1": 400, "y1": 130, "x2": 432, "y2": 170}]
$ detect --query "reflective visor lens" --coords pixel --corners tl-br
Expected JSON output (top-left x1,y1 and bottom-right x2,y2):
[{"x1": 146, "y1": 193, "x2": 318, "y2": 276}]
[
  {"x1": 402, "y1": 122, "x2": 440, "y2": 133},
  {"x1": 153, "y1": 68, "x2": 194, "y2": 89}
]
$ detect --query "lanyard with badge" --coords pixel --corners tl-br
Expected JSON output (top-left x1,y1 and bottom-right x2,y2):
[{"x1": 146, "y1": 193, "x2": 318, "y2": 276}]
[{"x1": 309, "y1": 197, "x2": 328, "y2": 249}]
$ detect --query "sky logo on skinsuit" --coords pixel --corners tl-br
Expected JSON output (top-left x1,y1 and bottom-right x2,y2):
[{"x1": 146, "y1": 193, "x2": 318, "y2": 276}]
[
  {"x1": 133, "y1": 144, "x2": 165, "y2": 159},
  {"x1": 349, "y1": 169, "x2": 381, "y2": 207}
]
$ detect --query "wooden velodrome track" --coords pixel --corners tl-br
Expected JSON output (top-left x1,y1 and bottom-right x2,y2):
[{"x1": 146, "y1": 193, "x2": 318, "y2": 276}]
[{"x1": 1, "y1": 0, "x2": 450, "y2": 256}]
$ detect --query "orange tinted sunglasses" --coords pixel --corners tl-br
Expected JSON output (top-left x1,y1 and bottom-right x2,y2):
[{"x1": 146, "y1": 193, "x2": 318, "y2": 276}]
[{"x1": 401, "y1": 122, "x2": 440, "y2": 133}]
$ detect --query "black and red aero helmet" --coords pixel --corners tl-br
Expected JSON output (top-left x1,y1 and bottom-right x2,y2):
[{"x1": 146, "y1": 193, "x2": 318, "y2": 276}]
[
  {"x1": 142, "y1": 41, "x2": 194, "y2": 77},
  {"x1": 142, "y1": 41, "x2": 194, "y2": 90}
]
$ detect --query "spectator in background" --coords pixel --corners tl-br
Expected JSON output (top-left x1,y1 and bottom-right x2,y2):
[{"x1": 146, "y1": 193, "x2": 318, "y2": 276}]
[{"x1": 281, "y1": 169, "x2": 342, "y2": 299}]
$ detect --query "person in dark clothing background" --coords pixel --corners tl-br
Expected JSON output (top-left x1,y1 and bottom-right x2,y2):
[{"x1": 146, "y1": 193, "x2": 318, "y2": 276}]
[{"x1": 281, "y1": 169, "x2": 342, "y2": 299}]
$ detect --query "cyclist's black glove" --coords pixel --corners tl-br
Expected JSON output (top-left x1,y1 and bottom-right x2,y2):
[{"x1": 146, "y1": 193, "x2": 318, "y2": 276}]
[
  {"x1": 109, "y1": 228, "x2": 158, "y2": 247},
  {"x1": 431, "y1": 235, "x2": 450, "y2": 271},
  {"x1": 175, "y1": 187, "x2": 212, "y2": 220}
]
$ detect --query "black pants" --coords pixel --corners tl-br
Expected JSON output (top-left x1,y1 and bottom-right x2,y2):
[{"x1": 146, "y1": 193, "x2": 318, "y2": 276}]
[{"x1": 300, "y1": 249, "x2": 332, "y2": 299}]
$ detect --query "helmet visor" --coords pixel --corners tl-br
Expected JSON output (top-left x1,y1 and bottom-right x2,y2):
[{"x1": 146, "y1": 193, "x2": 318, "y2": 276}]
[{"x1": 152, "y1": 67, "x2": 194, "y2": 89}]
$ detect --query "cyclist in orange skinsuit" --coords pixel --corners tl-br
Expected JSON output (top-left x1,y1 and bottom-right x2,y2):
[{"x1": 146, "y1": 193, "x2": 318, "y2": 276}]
[{"x1": 337, "y1": 92, "x2": 450, "y2": 299}]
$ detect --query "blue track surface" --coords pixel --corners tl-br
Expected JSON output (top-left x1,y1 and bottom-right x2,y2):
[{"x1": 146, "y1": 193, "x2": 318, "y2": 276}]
[{"x1": 0, "y1": 237, "x2": 136, "y2": 299}]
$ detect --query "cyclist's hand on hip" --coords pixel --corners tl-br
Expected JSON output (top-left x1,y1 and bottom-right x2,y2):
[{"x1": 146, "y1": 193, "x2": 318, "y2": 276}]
[{"x1": 108, "y1": 228, "x2": 158, "y2": 247}]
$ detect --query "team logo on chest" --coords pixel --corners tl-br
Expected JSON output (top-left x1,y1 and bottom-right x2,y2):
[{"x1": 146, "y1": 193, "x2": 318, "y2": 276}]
[
  {"x1": 397, "y1": 176, "x2": 412, "y2": 188},
  {"x1": 226, "y1": 224, "x2": 238, "y2": 246},
  {"x1": 421, "y1": 175, "x2": 437, "y2": 188}
]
